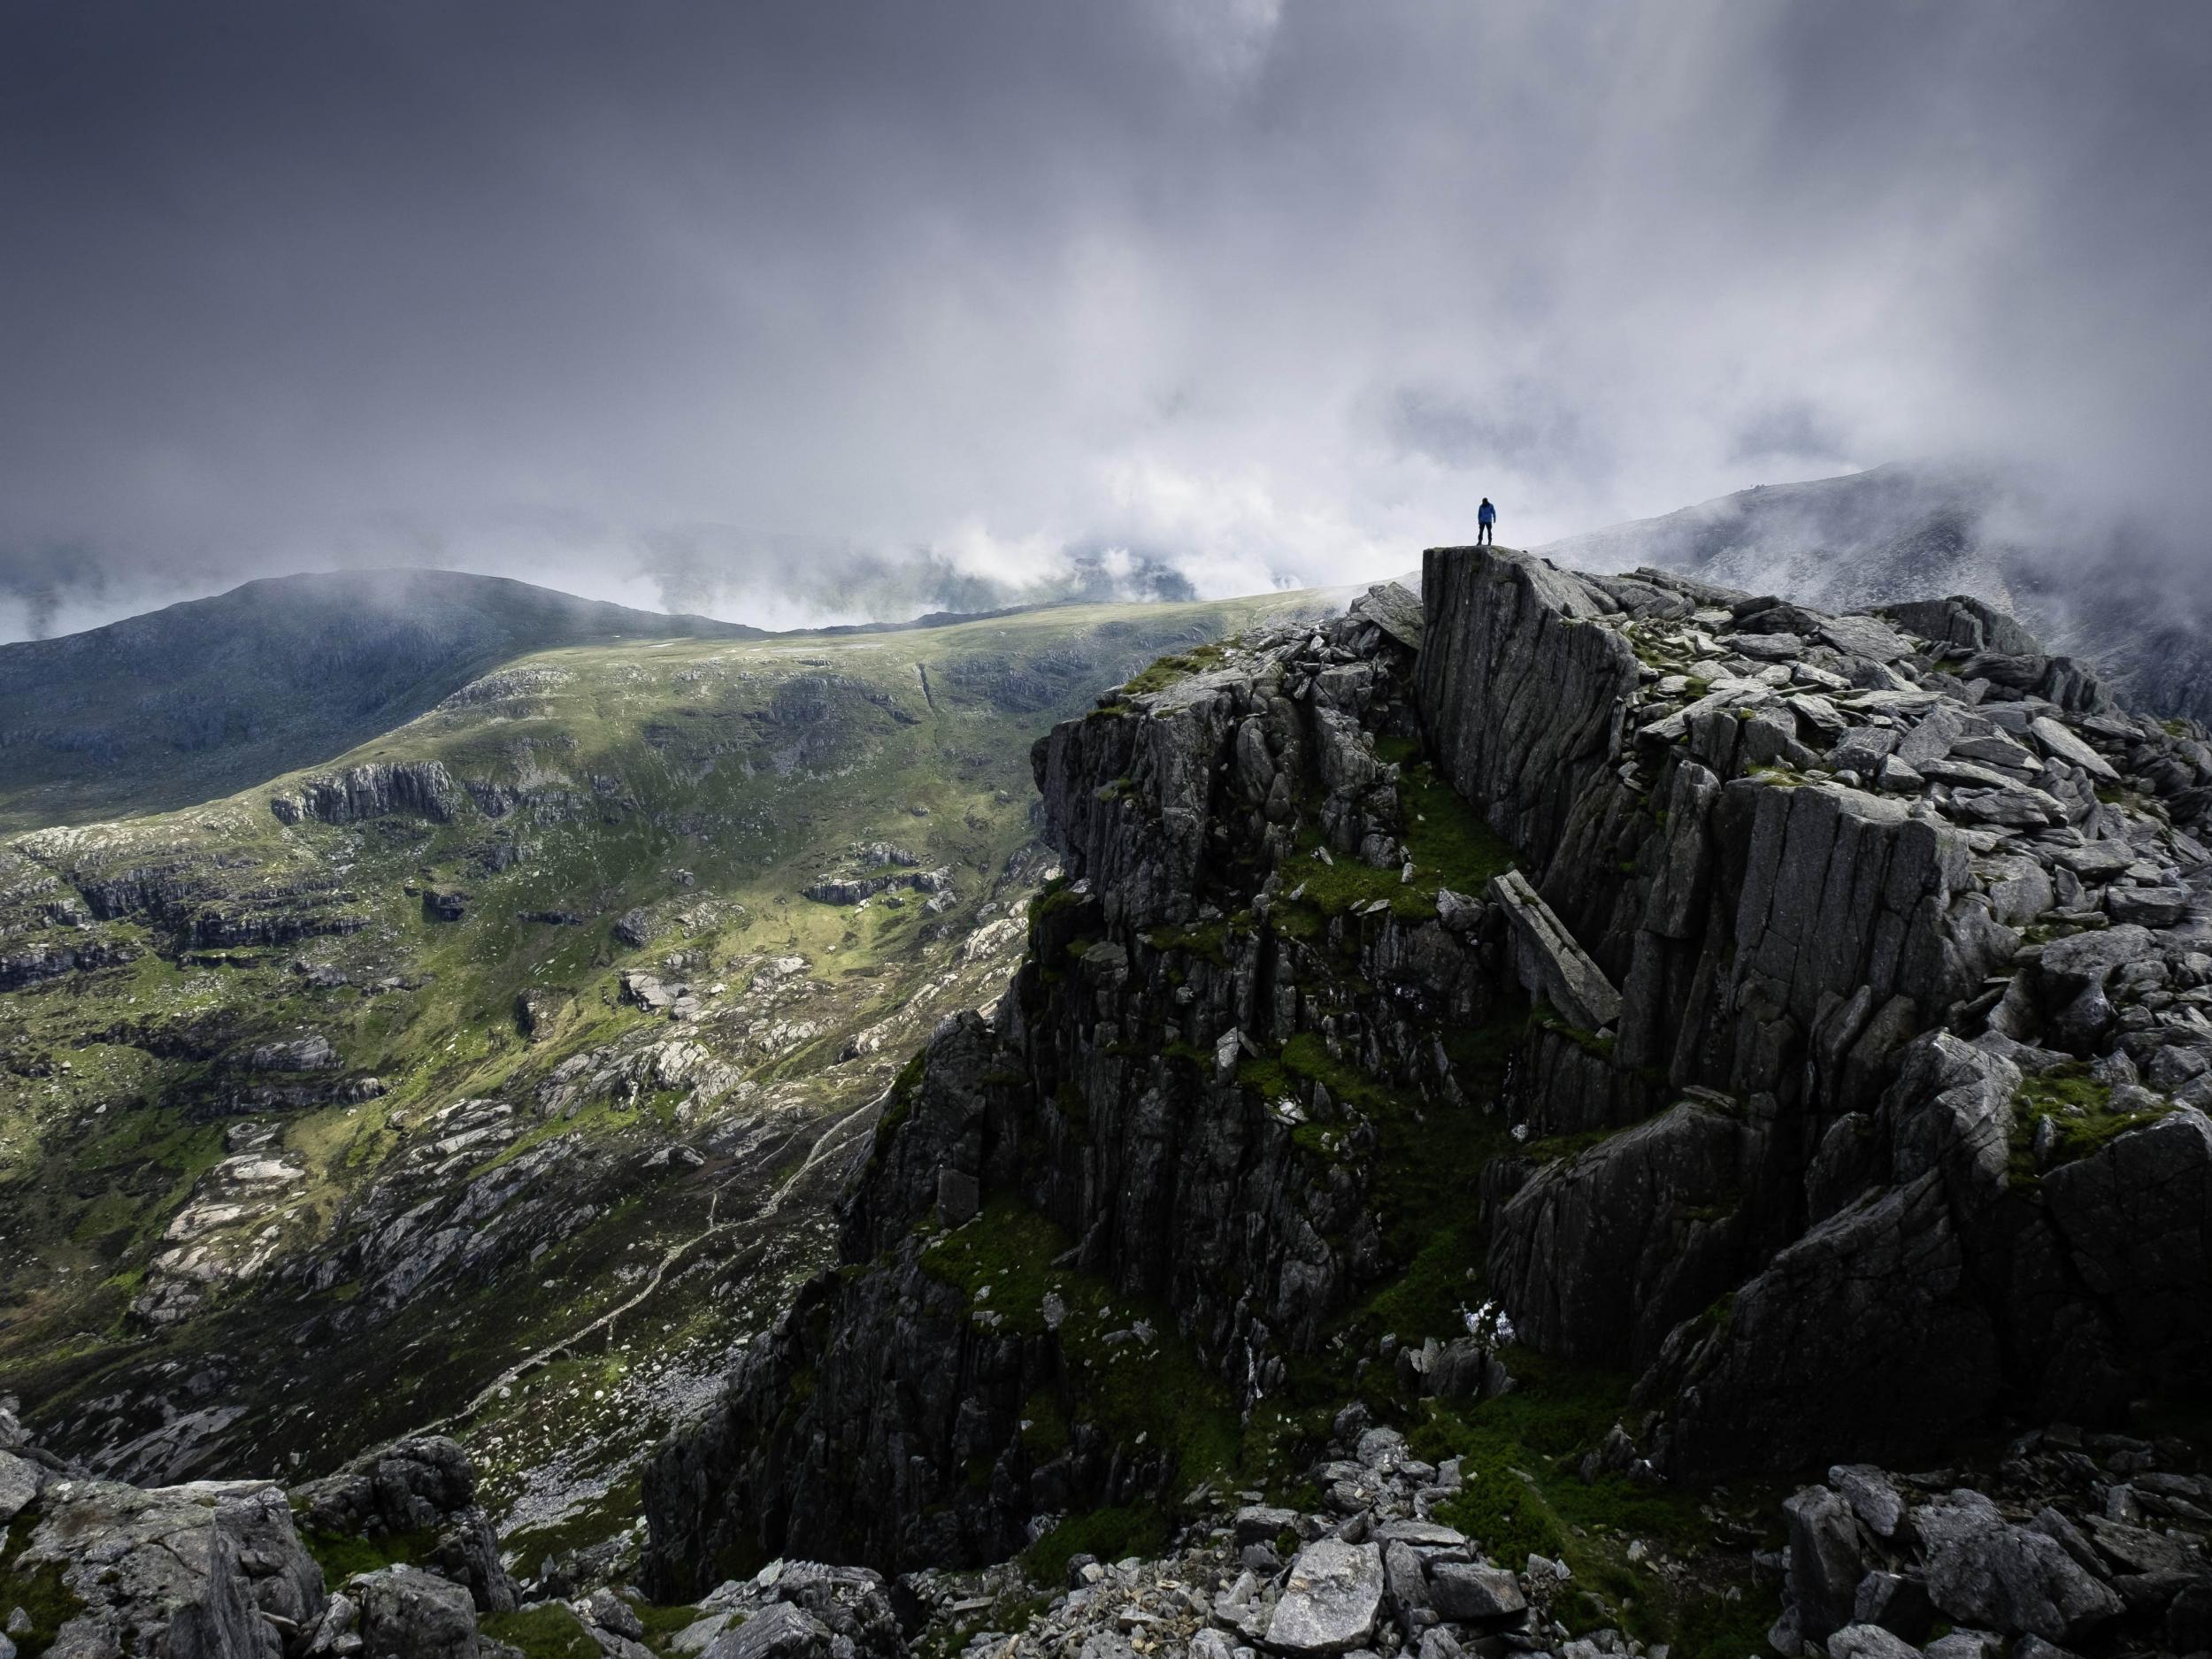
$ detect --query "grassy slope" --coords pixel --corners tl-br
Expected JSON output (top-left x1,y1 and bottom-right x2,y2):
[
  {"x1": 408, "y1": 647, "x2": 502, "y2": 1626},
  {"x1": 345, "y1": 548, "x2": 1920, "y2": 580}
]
[
  {"x1": 0, "y1": 587, "x2": 1340, "y2": 1563},
  {"x1": 0, "y1": 568, "x2": 767, "y2": 833}
]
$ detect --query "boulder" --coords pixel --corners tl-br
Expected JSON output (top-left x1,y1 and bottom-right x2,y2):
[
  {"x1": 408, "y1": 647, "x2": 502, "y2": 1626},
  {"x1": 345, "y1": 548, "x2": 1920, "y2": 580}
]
[
  {"x1": 1827, "y1": 1622, "x2": 1926, "y2": 1659},
  {"x1": 358, "y1": 1566, "x2": 478, "y2": 1659},
  {"x1": 1915, "y1": 1489, "x2": 2123, "y2": 1644},
  {"x1": 1425, "y1": 1561, "x2": 1526, "y2": 1624},
  {"x1": 295, "y1": 1437, "x2": 517, "y2": 1612},
  {"x1": 703, "y1": 1602, "x2": 834, "y2": 1658},
  {"x1": 1786, "y1": 1485, "x2": 1867, "y2": 1640},
  {"x1": 0, "y1": 1449, "x2": 42, "y2": 1523},
  {"x1": 1263, "y1": 1538, "x2": 1384, "y2": 1655}
]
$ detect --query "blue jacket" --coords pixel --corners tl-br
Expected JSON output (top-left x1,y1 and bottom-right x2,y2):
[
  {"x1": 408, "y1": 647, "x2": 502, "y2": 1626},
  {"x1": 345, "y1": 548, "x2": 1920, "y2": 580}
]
[{"x1": 1478, "y1": 502, "x2": 1496, "y2": 526}]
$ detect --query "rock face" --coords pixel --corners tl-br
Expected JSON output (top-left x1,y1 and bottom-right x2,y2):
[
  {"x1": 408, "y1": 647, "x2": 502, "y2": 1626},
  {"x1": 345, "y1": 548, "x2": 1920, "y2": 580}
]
[
  {"x1": 1766, "y1": 1425, "x2": 2212, "y2": 1659},
  {"x1": 0, "y1": 1409, "x2": 536, "y2": 1659},
  {"x1": 270, "y1": 760, "x2": 462, "y2": 826},
  {"x1": 9, "y1": 1475, "x2": 325, "y2": 1658},
  {"x1": 294, "y1": 1436, "x2": 518, "y2": 1612},
  {"x1": 643, "y1": 553, "x2": 2212, "y2": 1599}
]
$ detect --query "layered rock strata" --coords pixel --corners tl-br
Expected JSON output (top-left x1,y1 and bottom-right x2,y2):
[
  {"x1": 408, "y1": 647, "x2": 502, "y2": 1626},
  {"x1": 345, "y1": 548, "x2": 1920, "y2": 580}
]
[{"x1": 644, "y1": 549, "x2": 2212, "y2": 1609}]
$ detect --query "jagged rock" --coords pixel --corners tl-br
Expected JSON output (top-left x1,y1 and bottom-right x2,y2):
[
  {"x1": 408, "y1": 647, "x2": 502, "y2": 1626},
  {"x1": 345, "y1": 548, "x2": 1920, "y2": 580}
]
[
  {"x1": 1915, "y1": 1489, "x2": 2124, "y2": 1645},
  {"x1": 700, "y1": 1602, "x2": 833, "y2": 1658},
  {"x1": 295, "y1": 1437, "x2": 518, "y2": 1612},
  {"x1": 357, "y1": 1565, "x2": 478, "y2": 1659},
  {"x1": 1263, "y1": 1538, "x2": 1383, "y2": 1655},
  {"x1": 0, "y1": 1449, "x2": 43, "y2": 1522},
  {"x1": 1786, "y1": 1485, "x2": 1868, "y2": 1640},
  {"x1": 1487, "y1": 1097, "x2": 1748, "y2": 1366},
  {"x1": 644, "y1": 542, "x2": 2212, "y2": 1599},
  {"x1": 613, "y1": 908, "x2": 657, "y2": 949},
  {"x1": 2029, "y1": 717, "x2": 2120, "y2": 784},
  {"x1": 2106, "y1": 885, "x2": 2191, "y2": 926},
  {"x1": 1831, "y1": 1464, "x2": 1910, "y2": 1540},
  {"x1": 1489, "y1": 869, "x2": 1620, "y2": 1031},
  {"x1": 249, "y1": 1033, "x2": 338, "y2": 1071},
  {"x1": 12, "y1": 1476, "x2": 325, "y2": 1659},
  {"x1": 803, "y1": 868, "x2": 953, "y2": 906},
  {"x1": 1349, "y1": 580, "x2": 1425, "y2": 653},
  {"x1": 271, "y1": 760, "x2": 462, "y2": 826}
]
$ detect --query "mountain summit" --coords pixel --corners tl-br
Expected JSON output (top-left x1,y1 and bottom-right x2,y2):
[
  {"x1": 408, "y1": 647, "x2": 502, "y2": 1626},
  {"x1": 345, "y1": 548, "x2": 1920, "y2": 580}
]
[{"x1": 0, "y1": 568, "x2": 764, "y2": 830}]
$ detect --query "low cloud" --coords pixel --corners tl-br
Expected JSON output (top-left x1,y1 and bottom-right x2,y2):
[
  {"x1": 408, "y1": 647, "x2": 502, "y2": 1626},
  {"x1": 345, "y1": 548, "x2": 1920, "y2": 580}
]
[{"x1": 1, "y1": 3, "x2": 2207, "y2": 639}]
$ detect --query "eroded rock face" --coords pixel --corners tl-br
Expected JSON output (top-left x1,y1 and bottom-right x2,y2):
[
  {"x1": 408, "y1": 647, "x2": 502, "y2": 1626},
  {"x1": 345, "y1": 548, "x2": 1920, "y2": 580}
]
[
  {"x1": 13, "y1": 1476, "x2": 325, "y2": 1659},
  {"x1": 645, "y1": 551, "x2": 2212, "y2": 1594},
  {"x1": 294, "y1": 1436, "x2": 518, "y2": 1612},
  {"x1": 356, "y1": 1565, "x2": 478, "y2": 1659}
]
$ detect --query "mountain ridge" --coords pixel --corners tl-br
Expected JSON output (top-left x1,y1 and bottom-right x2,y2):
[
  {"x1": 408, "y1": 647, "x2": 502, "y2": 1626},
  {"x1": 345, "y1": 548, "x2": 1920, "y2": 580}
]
[
  {"x1": 1539, "y1": 461, "x2": 2212, "y2": 730},
  {"x1": 640, "y1": 547, "x2": 2212, "y2": 1656}
]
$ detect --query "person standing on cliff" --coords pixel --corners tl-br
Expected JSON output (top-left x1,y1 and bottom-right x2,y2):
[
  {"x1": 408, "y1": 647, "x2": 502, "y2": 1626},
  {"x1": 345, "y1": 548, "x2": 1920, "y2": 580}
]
[{"x1": 1477, "y1": 497, "x2": 1497, "y2": 546}]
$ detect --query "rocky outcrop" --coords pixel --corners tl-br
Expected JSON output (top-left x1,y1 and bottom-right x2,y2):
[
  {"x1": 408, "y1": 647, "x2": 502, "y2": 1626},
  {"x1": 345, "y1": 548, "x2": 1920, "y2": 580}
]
[
  {"x1": 0, "y1": 1407, "x2": 534, "y2": 1659},
  {"x1": 643, "y1": 587, "x2": 1494, "y2": 1590},
  {"x1": 269, "y1": 760, "x2": 462, "y2": 826},
  {"x1": 294, "y1": 1436, "x2": 518, "y2": 1613},
  {"x1": 643, "y1": 552, "x2": 2212, "y2": 1610},
  {"x1": 1768, "y1": 1425, "x2": 2211, "y2": 1659},
  {"x1": 801, "y1": 866, "x2": 952, "y2": 906},
  {"x1": 6, "y1": 1475, "x2": 325, "y2": 1658}
]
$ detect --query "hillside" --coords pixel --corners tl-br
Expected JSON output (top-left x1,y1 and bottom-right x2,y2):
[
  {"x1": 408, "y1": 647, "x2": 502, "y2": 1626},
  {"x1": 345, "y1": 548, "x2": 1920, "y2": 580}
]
[
  {"x1": 0, "y1": 581, "x2": 1340, "y2": 1586},
  {"x1": 11, "y1": 550, "x2": 2212, "y2": 1659},
  {"x1": 641, "y1": 549, "x2": 2212, "y2": 1657},
  {"x1": 0, "y1": 568, "x2": 768, "y2": 831},
  {"x1": 1541, "y1": 463, "x2": 2212, "y2": 728}
]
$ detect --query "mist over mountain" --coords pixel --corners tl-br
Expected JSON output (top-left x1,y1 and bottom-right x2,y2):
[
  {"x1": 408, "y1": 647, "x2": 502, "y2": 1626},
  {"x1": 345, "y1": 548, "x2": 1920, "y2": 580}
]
[
  {"x1": 4, "y1": 5, "x2": 2209, "y2": 636},
  {"x1": 0, "y1": 568, "x2": 761, "y2": 828},
  {"x1": 8, "y1": 5, "x2": 2212, "y2": 1656},
  {"x1": 1542, "y1": 462, "x2": 2212, "y2": 727}
]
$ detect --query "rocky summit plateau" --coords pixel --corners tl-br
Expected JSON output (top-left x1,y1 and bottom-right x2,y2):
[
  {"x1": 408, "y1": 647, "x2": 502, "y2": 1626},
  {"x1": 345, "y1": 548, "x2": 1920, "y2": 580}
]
[{"x1": 6, "y1": 546, "x2": 2212, "y2": 1659}]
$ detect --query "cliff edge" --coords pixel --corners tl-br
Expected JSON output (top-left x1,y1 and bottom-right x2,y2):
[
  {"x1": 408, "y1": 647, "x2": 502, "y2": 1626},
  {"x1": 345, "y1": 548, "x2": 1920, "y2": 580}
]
[{"x1": 641, "y1": 547, "x2": 2212, "y2": 1652}]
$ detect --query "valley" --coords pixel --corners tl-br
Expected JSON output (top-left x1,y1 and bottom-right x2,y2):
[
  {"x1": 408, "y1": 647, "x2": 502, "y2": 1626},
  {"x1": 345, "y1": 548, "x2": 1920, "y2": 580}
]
[{"x1": 0, "y1": 583, "x2": 1340, "y2": 1579}]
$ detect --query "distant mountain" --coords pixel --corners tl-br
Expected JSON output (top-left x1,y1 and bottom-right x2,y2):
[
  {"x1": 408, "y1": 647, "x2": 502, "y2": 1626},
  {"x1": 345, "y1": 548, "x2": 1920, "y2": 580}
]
[
  {"x1": 0, "y1": 568, "x2": 764, "y2": 829},
  {"x1": 1539, "y1": 462, "x2": 2212, "y2": 727}
]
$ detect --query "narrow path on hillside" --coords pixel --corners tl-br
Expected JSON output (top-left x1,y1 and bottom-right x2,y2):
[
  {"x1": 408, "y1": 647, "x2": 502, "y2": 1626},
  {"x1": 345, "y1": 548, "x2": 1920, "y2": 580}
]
[{"x1": 402, "y1": 1089, "x2": 885, "y2": 1445}]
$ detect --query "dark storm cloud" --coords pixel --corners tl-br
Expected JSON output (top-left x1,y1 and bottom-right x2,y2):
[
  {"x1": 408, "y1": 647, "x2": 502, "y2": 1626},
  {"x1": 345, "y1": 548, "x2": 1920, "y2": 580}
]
[{"x1": 1, "y1": 0, "x2": 2208, "y2": 640}]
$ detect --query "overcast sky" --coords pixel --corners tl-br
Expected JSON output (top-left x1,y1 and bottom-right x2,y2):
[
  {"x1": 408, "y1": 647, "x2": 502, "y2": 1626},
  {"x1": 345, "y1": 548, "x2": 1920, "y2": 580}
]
[{"x1": 3, "y1": 1, "x2": 2208, "y2": 639}]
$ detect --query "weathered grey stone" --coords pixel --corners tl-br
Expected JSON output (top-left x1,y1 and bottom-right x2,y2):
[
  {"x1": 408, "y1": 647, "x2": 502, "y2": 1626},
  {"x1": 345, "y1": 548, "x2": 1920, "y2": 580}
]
[
  {"x1": 12, "y1": 1476, "x2": 325, "y2": 1659},
  {"x1": 2028, "y1": 717, "x2": 2119, "y2": 784},
  {"x1": 0, "y1": 1449, "x2": 42, "y2": 1523},
  {"x1": 1915, "y1": 1489, "x2": 2123, "y2": 1644},
  {"x1": 1829, "y1": 1464, "x2": 1909, "y2": 1539},
  {"x1": 359, "y1": 1568, "x2": 478, "y2": 1659},
  {"x1": 1488, "y1": 1098, "x2": 1747, "y2": 1367},
  {"x1": 1827, "y1": 1622, "x2": 1924, "y2": 1659},
  {"x1": 2042, "y1": 1107, "x2": 2212, "y2": 1367},
  {"x1": 1489, "y1": 869, "x2": 1621, "y2": 1031},
  {"x1": 1786, "y1": 1485, "x2": 1866, "y2": 1640},
  {"x1": 1853, "y1": 1570, "x2": 1936, "y2": 1643},
  {"x1": 1349, "y1": 581, "x2": 1425, "y2": 652},
  {"x1": 700, "y1": 1603, "x2": 836, "y2": 1659},
  {"x1": 1425, "y1": 1561, "x2": 1526, "y2": 1624},
  {"x1": 1263, "y1": 1539, "x2": 1383, "y2": 1655},
  {"x1": 2107, "y1": 885, "x2": 2191, "y2": 926}
]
